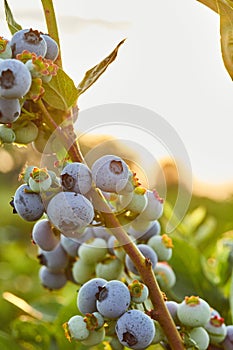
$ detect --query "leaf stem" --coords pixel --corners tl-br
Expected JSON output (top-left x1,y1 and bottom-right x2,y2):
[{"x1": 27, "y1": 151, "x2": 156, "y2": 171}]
[{"x1": 40, "y1": 0, "x2": 62, "y2": 67}]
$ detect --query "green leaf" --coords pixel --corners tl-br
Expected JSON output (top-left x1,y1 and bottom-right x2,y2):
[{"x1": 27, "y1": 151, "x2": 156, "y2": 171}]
[
  {"x1": 230, "y1": 270, "x2": 233, "y2": 322},
  {"x1": 77, "y1": 39, "x2": 126, "y2": 97},
  {"x1": 170, "y1": 236, "x2": 228, "y2": 314},
  {"x1": 217, "y1": 0, "x2": 233, "y2": 79},
  {"x1": 4, "y1": 0, "x2": 22, "y2": 35},
  {"x1": 0, "y1": 331, "x2": 22, "y2": 350},
  {"x1": 43, "y1": 69, "x2": 78, "y2": 111}
]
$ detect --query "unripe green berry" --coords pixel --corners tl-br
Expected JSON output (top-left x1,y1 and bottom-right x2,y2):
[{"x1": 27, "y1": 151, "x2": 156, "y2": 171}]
[
  {"x1": 95, "y1": 256, "x2": 123, "y2": 280},
  {"x1": 187, "y1": 327, "x2": 210, "y2": 350},
  {"x1": 65, "y1": 315, "x2": 90, "y2": 341},
  {"x1": 0, "y1": 125, "x2": 15, "y2": 143},
  {"x1": 81, "y1": 327, "x2": 105, "y2": 346},
  {"x1": 177, "y1": 296, "x2": 211, "y2": 327},
  {"x1": 204, "y1": 315, "x2": 227, "y2": 344},
  {"x1": 14, "y1": 121, "x2": 38, "y2": 144},
  {"x1": 148, "y1": 234, "x2": 173, "y2": 261}
]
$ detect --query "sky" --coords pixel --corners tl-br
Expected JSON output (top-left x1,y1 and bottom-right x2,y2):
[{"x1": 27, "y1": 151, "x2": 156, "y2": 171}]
[{"x1": 1, "y1": 0, "x2": 233, "y2": 197}]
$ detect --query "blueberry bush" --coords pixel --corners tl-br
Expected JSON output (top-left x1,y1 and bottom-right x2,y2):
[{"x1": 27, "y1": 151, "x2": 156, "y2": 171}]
[{"x1": 1, "y1": 1, "x2": 233, "y2": 350}]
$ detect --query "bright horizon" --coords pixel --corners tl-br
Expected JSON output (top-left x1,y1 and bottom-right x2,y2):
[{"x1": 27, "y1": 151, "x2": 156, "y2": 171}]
[{"x1": 0, "y1": 0, "x2": 233, "y2": 197}]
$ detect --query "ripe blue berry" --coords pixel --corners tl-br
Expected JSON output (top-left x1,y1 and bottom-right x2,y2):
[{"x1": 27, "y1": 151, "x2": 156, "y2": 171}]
[
  {"x1": 47, "y1": 191, "x2": 94, "y2": 233},
  {"x1": 60, "y1": 234, "x2": 80, "y2": 257},
  {"x1": 222, "y1": 325, "x2": 233, "y2": 349},
  {"x1": 39, "y1": 265, "x2": 67, "y2": 290},
  {"x1": 41, "y1": 34, "x2": 59, "y2": 61},
  {"x1": 38, "y1": 243, "x2": 69, "y2": 272},
  {"x1": 0, "y1": 97, "x2": 21, "y2": 123},
  {"x1": 10, "y1": 29, "x2": 47, "y2": 57},
  {"x1": 96, "y1": 280, "x2": 131, "y2": 319},
  {"x1": 61, "y1": 162, "x2": 92, "y2": 195},
  {"x1": 77, "y1": 278, "x2": 107, "y2": 314},
  {"x1": 177, "y1": 296, "x2": 211, "y2": 327},
  {"x1": 13, "y1": 184, "x2": 44, "y2": 221},
  {"x1": 137, "y1": 219, "x2": 161, "y2": 242},
  {"x1": 125, "y1": 244, "x2": 158, "y2": 275},
  {"x1": 0, "y1": 59, "x2": 32, "y2": 99},
  {"x1": 91, "y1": 155, "x2": 130, "y2": 193},
  {"x1": 32, "y1": 219, "x2": 60, "y2": 251},
  {"x1": 116, "y1": 309, "x2": 155, "y2": 349}
]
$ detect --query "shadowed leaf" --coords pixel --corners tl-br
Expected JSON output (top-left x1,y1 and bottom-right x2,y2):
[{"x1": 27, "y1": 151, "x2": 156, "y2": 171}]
[
  {"x1": 4, "y1": 0, "x2": 22, "y2": 35},
  {"x1": 77, "y1": 39, "x2": 126, "y2": 97}
]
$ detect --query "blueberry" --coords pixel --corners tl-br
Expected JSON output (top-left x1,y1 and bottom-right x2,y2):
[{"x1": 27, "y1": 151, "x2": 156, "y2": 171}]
[
  {"x1": 13, "y1": 184, "x2": 44, "y2": 221},
  {"x1": 66, "y1": 315, "x2": 90, "y2": 341},
  {"x1": 77, "y1": 278, "x2": 107, "y2": 314},
  {"x1": 96, "y1": 280, "x2": 131, "y2": 319},
  {"x1": 32, "y1": 219, "x2": 60, "y2": 251},
  {"x1": 60, "y1": 234, "x2": 81, "y2": 257},
  {"x1": 47, "y1": 191, "x2": 94, "y2": 233},
  {"x1": 222, "y1": 325, "x2": 233, "y2": 349},
  {"x1": 204, "y1": 315, "x2": 227, "y2": 344},
  {"x1": 41, "y1": 34, "x2": 59, "y2": 61},
  {"x1": 188, "y1": 327, "x2": 210, "y2": 350},
  {"x1": 10, "y1": 29, "x2": 47, "y2": 57},
  {"x1": 138, "y1": 189, "x2": 164, "y2": 221},
  {"x1": 0, "y1": 59, "x2": 32, "y2": 99},
  {"x1": 0, "y1": 97, "x2": 21, "y2": 123},
  {"x1": 61, "y1": 162, "x2": 92, "y2": 195},
  {"x1": 177, "y1": 296, "x2": 211, "y2": 327},
  {"x1": 39, "y1": 265, "x2": 67, "y2": 290},
  {"x1": 91, "y1": 155, "x2": 130, "y2": 193},
  {"x1": 115, "y1": 309, "x2": 155, "y2": 349},
  {"x1": 38, "y1": 243, "x2": 69, "y2": 272},
  {"x1": 125, "y1": 243, "x2": 158, "y2": 275}
]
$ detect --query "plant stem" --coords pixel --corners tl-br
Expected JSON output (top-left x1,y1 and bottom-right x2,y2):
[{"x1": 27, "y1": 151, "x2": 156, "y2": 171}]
[
  {"x1": 40, "y1": 0, "x2": 62, "y2": 68},
  {"x1": 100, "y1": 201, "x2": 185, "y2": 350},
  {"x1": 37, "y1": 99, "x2": 83, "y2": 163}
]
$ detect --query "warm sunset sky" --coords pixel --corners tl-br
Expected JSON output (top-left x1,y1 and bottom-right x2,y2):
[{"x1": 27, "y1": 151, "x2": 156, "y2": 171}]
[{"x1": 0, "y1": 0, "x2": 233, "y2": 190}]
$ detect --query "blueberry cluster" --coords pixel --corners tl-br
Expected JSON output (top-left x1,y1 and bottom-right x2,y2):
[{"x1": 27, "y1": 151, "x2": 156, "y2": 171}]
[
  {"x1": 64, "y1": 278, "x2": 156, "y2": 349},
  {"x1": 11, "y1": 155, "x2": 169, "y2": 290},
  {"x1": 11, "y1": 155, "x2": 233, "y2": 349},
  {"x1": 0, "y1": 29, "x2": 59, "y2": 144}
]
